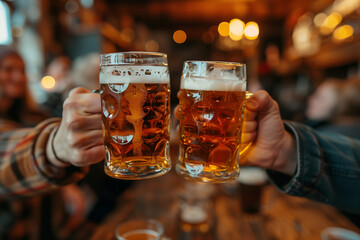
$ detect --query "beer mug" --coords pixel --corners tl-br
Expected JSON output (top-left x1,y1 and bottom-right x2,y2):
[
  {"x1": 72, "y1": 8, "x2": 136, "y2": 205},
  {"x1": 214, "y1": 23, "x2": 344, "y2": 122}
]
[
  {"x1": 99, "y1": 52, "x2": 171, "y2": 179},
  {"x1": 176, "y1": 61, "x2": 250, "y2": 183}
]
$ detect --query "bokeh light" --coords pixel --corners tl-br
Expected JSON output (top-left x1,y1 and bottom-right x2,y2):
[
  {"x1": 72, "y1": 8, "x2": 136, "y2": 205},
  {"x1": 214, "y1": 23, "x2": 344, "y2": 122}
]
[
  {"x1": 244, "y1": 21, "x2": 259, "y2": 40},
  {"x1": 229, "y1": 18, "x2": 245, "y2": 41},
  {"x1": 333, "y1": 25, "x2": 354, "y2": 41},
  {"x1": 320, "y1": 12, "x2": 342, "y2": 35},
  {"x1": 314, "y1": 13, "x2": 327, "y2": 27},
  {"x1": 173, "y1": 30, "x2": 187, "y2": 44},
  {"x1": 218, "y1": 21, "x2": 229, "y2": 37},
  {"x1": 41, "y1": 76, "x2": 56, "y2": 89}
]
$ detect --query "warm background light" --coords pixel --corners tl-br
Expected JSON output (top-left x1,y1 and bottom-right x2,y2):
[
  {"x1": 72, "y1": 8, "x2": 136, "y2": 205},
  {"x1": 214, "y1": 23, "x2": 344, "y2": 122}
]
[
  {"x1": 41, "y1": 76, "x2": 56, "y2": 89},
  {"x1": 320, "y1": 12, "x2": 342, "y2": 35},
  {"x1": 218, "y1": 21, "x2": 229, "y2": 37},
  {"x1": 173, "y1": 30, "x2": 187, "y2": 44},
  {"x1": 145, "y1": 39, "x2": 159, "y2": 51},
  {"x1": 314, "y1": 13, "x2": 327, "y2": 27},
  {"x1": 229, "y1": 18, "x2": 245, "y2": 41},
  {"x1": 332, "y1": 0, "x2": 360, "y2": 16},
  {"x1": 229, "y1": 19, "x2": 245, "y2": 35},
  {"x1": 244, "y1": 21, "x2": 259, "y2": 40},
  {"x1": 324, "y1": 12, "x2": 342, "y2": 28},
  {"x1": 333, "y1": 25, "x2": 354, "y2": 40}
]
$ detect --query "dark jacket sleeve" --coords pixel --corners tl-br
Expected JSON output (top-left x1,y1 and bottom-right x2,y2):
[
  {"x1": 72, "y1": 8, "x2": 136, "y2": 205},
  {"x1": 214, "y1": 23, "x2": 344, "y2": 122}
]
[{"x1": 267, "y1": 121, "x2": 360, "y2": 214}]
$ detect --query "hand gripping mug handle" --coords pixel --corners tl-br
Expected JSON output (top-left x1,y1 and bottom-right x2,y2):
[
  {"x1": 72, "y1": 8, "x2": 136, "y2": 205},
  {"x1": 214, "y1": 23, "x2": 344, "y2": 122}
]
[{"x1": 239, "y1": 92, "x2": 253, "y2": 157}]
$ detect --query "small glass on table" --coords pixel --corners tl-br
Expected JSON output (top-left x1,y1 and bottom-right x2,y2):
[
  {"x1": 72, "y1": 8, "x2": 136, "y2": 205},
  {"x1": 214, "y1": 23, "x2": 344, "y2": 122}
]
[
  {"x1": 237, "y1": 167, "x2": 268, "y2": 215},
  {"x1": 115, "y1": 219, "x2": 164, "y2": 240}
]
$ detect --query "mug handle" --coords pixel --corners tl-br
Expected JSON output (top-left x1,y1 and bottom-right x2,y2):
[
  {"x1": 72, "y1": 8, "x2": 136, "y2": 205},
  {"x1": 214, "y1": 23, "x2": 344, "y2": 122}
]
[{"x1": 239, "y1": 92, "x2": 253, "y2": 156}]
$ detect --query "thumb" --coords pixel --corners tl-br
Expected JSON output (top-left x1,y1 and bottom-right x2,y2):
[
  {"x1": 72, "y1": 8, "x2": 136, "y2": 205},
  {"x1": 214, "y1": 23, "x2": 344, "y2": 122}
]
[{"x1": 245, "y1": 90, "x2": 278, "y2": 118}]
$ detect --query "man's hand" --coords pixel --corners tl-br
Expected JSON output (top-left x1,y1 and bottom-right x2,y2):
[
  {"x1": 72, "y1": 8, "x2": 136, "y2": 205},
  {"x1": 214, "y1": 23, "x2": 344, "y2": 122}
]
[
  {"x1": 47, "y1": 87, "x2": 104, "y2": 167},
  {"x1": 242, "y1": 90, "x2": 297, "y2": 175}
]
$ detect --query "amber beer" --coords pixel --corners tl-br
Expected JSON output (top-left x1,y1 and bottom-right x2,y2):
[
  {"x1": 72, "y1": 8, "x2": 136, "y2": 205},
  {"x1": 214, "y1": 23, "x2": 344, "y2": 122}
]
[
  {"x1": 176, "y1": 61, "x2": 247, "y2": 183},
  {"x1": 99, "y1": 52, "x2": 171, "y2": 179},
  {"x1": 115, "y1": 219, "x2": 164, "y2": 240},
  {"x1": 116, "y1": 229, "x2": 160, "y2": 240}
]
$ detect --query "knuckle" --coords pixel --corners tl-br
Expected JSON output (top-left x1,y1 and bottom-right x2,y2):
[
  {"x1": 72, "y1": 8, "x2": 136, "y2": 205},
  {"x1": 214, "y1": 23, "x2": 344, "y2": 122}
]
[
  {"x1": 74, "y1": 150, "x2": 89, "y2": 167},
  {"x1": 63, "y1": 113, "x2": 86, "y2": 130},
  {"x1": 70, "y1": 118, "x2": 86, "y2": 130},
  {"x1": 66, "y1": 133, "x2": 78, "y2": 147},
  {"x1": 63, "y1": 97, "x2": 78, "y2": 111},
  {"x1": 272, "y1": 100, "x2": 279, "y2": 109}
]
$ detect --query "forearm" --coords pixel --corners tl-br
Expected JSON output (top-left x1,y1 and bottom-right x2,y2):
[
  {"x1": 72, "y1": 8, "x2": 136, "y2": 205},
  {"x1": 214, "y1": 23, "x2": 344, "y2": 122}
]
[
  {"x1": 0, "y1": 118, "x2": 88, "y2": 199},
  {"x1": 268, "y1": 121, "x2": 360, "y2": 214}
]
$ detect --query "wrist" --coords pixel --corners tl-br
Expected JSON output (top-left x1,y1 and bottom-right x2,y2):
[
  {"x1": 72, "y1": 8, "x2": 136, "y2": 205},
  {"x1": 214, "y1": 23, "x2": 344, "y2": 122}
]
[
  {"x1": 46, "y1": 126, "x2": 71, "y2": 168},
  {"x1": 273, "y1": 131, "x2": 297, "y2": 176}
]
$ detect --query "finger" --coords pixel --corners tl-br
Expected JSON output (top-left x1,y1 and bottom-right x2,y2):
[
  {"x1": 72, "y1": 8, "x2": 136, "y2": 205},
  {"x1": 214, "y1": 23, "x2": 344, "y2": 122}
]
[
  {"x1": 81, "y1": 94, "x2": 101, "y2": 114},
  {"x1": 242, "y1": 120, "x2": 257, "y2": 133},
  {"x1": 68, "y1": 87, "x2": 90, "y2": 96},
  {"x1": 241, "y1": 132, "x2": 256, "y2": 144},
  {"x1": 82, "y1": 145, "x2": 105, "y2": 165},
  {"x1": 84, "y1": 114, "x2": 102, "y2": 130},
  {"x1": 65, "y1": 92, "x2": 101, "y2": 114},
  {"x1": 71, "y1": 130, "x2": 104, "y2": 148},
  {"x1": 176, "y1": 124, "x2": 180, "y2": 138},
  {"x1": 245, "y1": 90, "x2": 278, "y2": 114},
  {"x1": 174, "y1": 105, "x2": 180, "y2": 120},
  {"x1": 71, "y1": 114, "x2": 102, "y2": 131},
  {"x1": 244, "y1": 108, "x2": 257, "y2": 121},
  {"x1": 63, "y1": 112, "x2": 102, "y2": 132}
]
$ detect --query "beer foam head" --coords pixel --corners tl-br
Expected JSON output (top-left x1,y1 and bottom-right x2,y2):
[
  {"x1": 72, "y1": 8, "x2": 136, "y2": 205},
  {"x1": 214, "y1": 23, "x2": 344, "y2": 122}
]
[
  {"x1": 100, "y1": 65, "x2": 169, "y2": 84},
  {"x1": 181, "y1": 76, "x2": 246, "y2": 91},
  {"x1": 181, "y1": 61, "x2": 246, "y2": 91},
  {"x1": 237, "y1": 167, "x2": 268, "y2": 185}
]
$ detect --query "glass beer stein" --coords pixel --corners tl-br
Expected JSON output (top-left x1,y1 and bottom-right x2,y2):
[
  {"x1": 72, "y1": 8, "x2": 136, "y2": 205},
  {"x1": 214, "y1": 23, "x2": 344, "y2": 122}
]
[
  {"x1": 176, "y1": 61, "x2": 250, "y2": 183},
  {"x1": 99, "y1": 52, "x2": 171, "y2": 179}
]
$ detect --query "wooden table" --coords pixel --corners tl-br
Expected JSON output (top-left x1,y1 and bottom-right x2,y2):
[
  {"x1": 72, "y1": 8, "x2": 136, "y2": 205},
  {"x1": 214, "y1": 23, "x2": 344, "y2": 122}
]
[{"x1": 91, "y1": 145, "x2": 360, "y2": 240}]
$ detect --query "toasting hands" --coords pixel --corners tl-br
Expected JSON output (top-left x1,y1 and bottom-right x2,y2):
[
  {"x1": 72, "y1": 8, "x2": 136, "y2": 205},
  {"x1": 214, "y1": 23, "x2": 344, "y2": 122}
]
[{"x1": 47, "y1": 87, "x2": 297, "y2": 176}]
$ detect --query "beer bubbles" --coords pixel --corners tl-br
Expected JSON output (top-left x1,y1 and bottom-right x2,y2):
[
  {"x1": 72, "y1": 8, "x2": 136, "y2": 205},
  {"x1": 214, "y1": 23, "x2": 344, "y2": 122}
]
[{"x1": 99, "y1": 52, "x2": 171, "y2": 179}]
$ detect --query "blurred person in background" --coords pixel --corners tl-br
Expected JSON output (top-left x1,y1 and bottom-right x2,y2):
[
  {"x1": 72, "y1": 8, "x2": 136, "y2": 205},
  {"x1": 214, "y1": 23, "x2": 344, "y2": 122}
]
[
  {"x1": 335, "y1": 77, "x2": 360, "y2": 138},
  {"x1": 72, "y1": 52, "x2": 100, "y2": 90},
  {"x1": 305, "y1": 78, "x2": 344, "y2": 125},
  {"x1": 305, "y1": 77, "x2": 360, "y2": 225},
  {"x1": 305, "y1": 77, "x2": 360, "y2": 139},
  {"x1": 0, "y1": 46, "x2": 104, "y2": 240},
  {"x1": 0, "y1": 46, "x2": 50, "y2": 128},
  {"x1": 43, "y1": 55, "x2": 74, "y2": 117},
  {"x1": 0, "y1": 47, "x2": 131, "y2": 239}
]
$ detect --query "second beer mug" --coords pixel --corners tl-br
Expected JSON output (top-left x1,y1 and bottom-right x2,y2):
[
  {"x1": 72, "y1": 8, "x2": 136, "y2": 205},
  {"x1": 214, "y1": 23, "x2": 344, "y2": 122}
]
[
  {"x1": 176, "y1": 61, "x2": 249, "y2": 183},
  {"x1": 99, "y1": 52, "x2": 171, "y2": 179}
]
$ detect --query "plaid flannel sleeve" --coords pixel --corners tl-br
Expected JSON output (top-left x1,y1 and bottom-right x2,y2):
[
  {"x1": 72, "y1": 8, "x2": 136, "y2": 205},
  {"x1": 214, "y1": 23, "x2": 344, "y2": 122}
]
[{"x1": 0, "y1": 118, "x2": 89, "y2": 200}]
